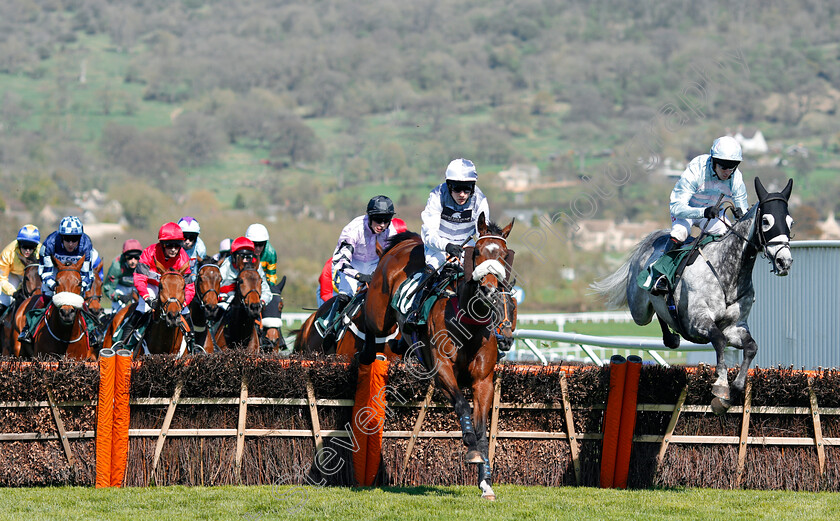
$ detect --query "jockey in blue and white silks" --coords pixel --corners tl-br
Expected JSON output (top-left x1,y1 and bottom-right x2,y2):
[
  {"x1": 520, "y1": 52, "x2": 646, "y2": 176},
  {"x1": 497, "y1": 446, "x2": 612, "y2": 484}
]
[
  {"x1": 652, "y1": 136, "x2": 749, "y2": 294},
  {"x1": 421, "y1": 158, "x2": 490, "y2": 270},
  {"x1": 669, "y1": 136, "x2": 749, "y2": 243},
  {"x1": 39, "y1": 216, "x2": 94, "y2": 297}
]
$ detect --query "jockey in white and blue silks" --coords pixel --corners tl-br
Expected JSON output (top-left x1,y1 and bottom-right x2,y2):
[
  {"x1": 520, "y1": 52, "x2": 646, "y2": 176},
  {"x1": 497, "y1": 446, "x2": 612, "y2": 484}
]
[
  {"x1": 652, "y1": 136, "x2": 749, "y2": 294},
  {"x1": 421, "y1": 158, "x2": 489, "y2": 270},
  {"x1": 39, "y1": 216, "x2": 94, "y2": 297},
  {"x1": 404, "y1": 158, "x2": 489, "y2": 329},
  {"x1": 178, "y1": 216, "x2": 207, "y2": 280},
  {"x1": 315, "y1": 196, "x2": 398, "y2": 341}
]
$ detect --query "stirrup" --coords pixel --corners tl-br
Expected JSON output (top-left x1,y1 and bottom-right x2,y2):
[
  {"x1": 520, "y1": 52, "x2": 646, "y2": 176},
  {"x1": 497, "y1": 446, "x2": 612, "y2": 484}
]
[{"x1": 651, "y1": 276, "x2": 669, "y2": 296}]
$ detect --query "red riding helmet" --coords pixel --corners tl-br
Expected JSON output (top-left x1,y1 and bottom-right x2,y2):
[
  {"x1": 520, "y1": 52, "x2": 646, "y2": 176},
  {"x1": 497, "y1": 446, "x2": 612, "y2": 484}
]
[
  {"x1": 231, "y1": 237, "x2": 255, "y2": 254},
  {"x1": 122, "y1": 239, "x2": 143, "y2": 253},
  {"x1": 392, "y1": 217, "x2": 407, "y2": 233},
  {"x1": 158, "y1": 222, "x2": 185, "y2": 242}
]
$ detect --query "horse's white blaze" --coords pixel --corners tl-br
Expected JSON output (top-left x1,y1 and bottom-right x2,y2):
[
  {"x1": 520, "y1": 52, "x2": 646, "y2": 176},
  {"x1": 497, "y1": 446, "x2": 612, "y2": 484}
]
[
  {"x1": 484, "y1": 243, "x2": 500, "y2": 254},
  {"x1": 767, "y1": 235, "x2": 792, "y2": 274},
  {"x1": 53, "y1": 291, "x2": 84, "y2": 309},
  {"x1": 472, "y1": 259, "x2": 506, "y2": 281}
]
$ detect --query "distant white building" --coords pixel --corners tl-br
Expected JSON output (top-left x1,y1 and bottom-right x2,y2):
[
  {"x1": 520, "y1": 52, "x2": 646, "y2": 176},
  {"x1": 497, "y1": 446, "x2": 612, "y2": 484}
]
[
  {"x1": 498, "y1": 164, "x2": 540, "y2": 192},
  {"x1": 733, "y1": 128, "x2": 769, "y2": 155}
]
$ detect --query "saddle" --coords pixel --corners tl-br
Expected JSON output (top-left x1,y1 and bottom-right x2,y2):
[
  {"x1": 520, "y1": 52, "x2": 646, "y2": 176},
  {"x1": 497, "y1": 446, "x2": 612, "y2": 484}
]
[
  {"x1": 392, "y1": 266, "x2": 461, "y2": 327},
  {"x1": 637, "y1": 235, "x2": 719, "y2": 292}
]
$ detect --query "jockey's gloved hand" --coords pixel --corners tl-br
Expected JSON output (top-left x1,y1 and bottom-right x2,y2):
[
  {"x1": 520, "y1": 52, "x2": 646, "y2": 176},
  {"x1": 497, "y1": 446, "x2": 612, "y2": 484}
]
[
  {"x1": 355, "y1": 273, "x2": 372, "y2": 284},
  {"x1": 445, "y1": 243, "x2": 464, "y2": 258},
  {"x1": 703, "y1": 206, "x2": 718, "y2": 220},
  {"x1": 144, "y1": 296, "x2": 155, "y2": 310},
  {"x1": 733, "y1": 208, "x2": 744, "y2": 219}
]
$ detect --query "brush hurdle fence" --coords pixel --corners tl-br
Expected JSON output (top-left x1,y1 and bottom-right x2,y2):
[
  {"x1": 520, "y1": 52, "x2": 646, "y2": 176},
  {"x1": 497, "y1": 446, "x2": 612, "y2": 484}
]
[{"x1": 3, "y1": 352, "x2": 840, "y2": 490}]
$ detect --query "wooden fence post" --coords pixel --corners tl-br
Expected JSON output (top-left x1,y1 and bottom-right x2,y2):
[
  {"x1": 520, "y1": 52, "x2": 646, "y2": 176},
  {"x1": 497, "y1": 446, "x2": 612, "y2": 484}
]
[
  {"x1": 808, "y1": 378, "x2": 825, "y2": 477},
  {"x1": 560, "y1": 373, "x2": 581, "y2": 486},
  {"x1": 46, "y1": 388, "x2": 76, "y2": 468},
  {"x1": 657, "y1": 385, "x2": 688, "y2": 466},
  {"x1": 735, "y1": 379, "x2": 753, "y2": 489},
  {"x1": 151, "y1": 380, "x2": 183, "y2": 485},
  {"x1": 235, "y1": 377, "x2": 249, "y2": 483},
  {"x1": 399, "y1": 381, "x2": 435, "y2": 485},
  {"x1": 488, "y1": 374, "x2": 502, "y2": 466}
]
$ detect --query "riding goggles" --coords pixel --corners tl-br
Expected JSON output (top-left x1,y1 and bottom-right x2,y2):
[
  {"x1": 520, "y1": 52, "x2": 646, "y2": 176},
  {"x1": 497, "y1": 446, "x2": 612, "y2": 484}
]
[
  {"x1": 18, "y1": 241, "x2": 38, "y2": 251},
  {"x1": 161, "y1": 240, "x2": 183, "y2": 249},
  {"x1": 714, "y1": 159, "x2": 740, "y2": 171},
  {"x1": 183, "y1": 233, "x2": 199, "y2": 242}
]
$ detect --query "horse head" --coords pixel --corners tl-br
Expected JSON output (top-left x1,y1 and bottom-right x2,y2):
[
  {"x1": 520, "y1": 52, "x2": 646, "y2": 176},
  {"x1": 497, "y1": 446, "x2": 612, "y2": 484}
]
[
  {"x1": 260, "y1": 317, "x2": 284, "y2": 352},
  {"x1": 156, "y1": 261, "x2": 188, "y2": 328},
  {"x1": 466, "y1": 215, "x2": 517, "y2": 348},
  {"x1": 196, "y1": 263, "x2": 223, "y2": 322},
  {"x1": 85, "y1": 271, "x2": 103, "y2": 318},
  {"x1": 236, "y1": 268, "x2": 263, "y2": 319},
  {"x1": 754, "y1": 177, "x2": 794, "y2": 276},
  {"x1": 22, "y1": 263, "x2": 41, "y2": 298},
  {"x1": 52, "y1": 255, "x2": 85, "y2": 323}
]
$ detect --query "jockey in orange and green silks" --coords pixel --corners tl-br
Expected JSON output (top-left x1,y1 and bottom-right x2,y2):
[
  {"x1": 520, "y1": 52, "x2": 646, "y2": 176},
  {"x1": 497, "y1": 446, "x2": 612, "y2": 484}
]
[
  {"x1": 245, "y1": 223, "x2": 278, "y2": 285},
  {"x1": 0, "y1": 224, "x2": 41, "y2": 313}
]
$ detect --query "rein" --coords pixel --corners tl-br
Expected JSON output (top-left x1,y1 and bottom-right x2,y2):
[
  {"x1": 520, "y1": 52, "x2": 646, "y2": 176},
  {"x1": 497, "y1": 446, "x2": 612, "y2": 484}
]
[{"x1": 44, "y1": 305, "x2": 87, "y2": 344}]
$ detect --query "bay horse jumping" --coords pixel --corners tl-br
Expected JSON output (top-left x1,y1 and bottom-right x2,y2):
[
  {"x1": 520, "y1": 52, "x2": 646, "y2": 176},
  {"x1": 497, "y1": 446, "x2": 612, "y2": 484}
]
[
  {"x1": 189, "y1": 261, "x2": 223, "y2": 353},
  {"x1": 591, "y1": 178, "x2": 794, "y2": 414},
  {"x1": 213, "y1": 267, "x2": 263, "y2": 352},
  {"x1": 1, "y1": 263, "x2": 41, "y2": 356},
  {"x1": 16, "y1": 256, "x2": 93, "y2": 359},
  {"x1": 104, "y1": 262, "x2": 192, "y2": 357},
  {"x1": 364, "y1": 215, "x2": 516, "y2": 500}
]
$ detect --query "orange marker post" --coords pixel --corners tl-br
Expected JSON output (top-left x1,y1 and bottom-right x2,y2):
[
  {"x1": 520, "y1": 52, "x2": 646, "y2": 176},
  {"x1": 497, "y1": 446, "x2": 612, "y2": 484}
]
[
  {"x1": 95, "y1": 349, "x2": 116, "y2": 488},
  {"x1": 613, "y1": 355, "x2": 642, "y2": 489},
  {"x1": 111, "y1": 349, "x2": 133, "y2": 487},
  {"x1": 599, "y1": 355, "x2": 626, "y2": 488}
]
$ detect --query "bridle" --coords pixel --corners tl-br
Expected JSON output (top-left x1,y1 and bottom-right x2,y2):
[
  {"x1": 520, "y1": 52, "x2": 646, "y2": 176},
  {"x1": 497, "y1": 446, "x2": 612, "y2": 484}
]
[
  {"x1": 471, "y1": 235, "x2": 515, "y2": 340},
  {"x1": 196, "y1": 263, "x2": 222, "y2": 312},
  {"x1": 721, "y1": 196, "x2": 792, "y2": 275},
  {"x1": 157, "y1": 271, "x2": 186, "y2": 321}
]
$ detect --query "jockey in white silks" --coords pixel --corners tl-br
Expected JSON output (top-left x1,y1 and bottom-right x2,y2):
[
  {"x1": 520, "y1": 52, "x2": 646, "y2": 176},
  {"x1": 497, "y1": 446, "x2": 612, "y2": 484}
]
[
  {"x1": 404, "y1": 158, "x2": 490, "y2": 329},
  {"x1": 652, "y1": 136, "x2": 749, "y2": 294},
  {"x1": 315, "y1": 195, "x2": 399, "y2": 343}
]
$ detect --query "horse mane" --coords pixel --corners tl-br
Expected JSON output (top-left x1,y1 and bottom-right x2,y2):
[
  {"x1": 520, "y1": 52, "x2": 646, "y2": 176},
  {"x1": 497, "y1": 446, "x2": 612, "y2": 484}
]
[{"x1": 382, "y1": 231, "x2": 421, "y2": 256}]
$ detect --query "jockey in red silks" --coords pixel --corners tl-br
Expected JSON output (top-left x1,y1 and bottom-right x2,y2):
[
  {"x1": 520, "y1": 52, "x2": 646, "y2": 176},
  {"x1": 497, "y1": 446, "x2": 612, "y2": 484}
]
[{"x1": 115, "y1": 222, "x2": 195, "y2": 344}]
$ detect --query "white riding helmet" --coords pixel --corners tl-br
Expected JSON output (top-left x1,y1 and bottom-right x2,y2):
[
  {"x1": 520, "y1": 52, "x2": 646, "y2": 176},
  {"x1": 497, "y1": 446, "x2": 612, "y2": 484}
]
[
  {"x1": 245, "y1": 223, "x2": 269, "y2": 242},
  {"x1": 219, "y1": 238, "x2": 231, "y2": 253},
  {"x1": 444, "y1": 158, "x2": 478, "y2": 182},
  {"x1": 178, "y1": 216, "x2": 201, "y2": 234},
  {"x1": 710, "y1": 136, "x2": 743, "y2": 162}
]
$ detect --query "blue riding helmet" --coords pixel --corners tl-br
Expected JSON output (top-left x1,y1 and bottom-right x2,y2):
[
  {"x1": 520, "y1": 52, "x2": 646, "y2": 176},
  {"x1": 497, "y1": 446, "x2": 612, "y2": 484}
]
[
  {"x1": 59, "y1": 216, "x2": 84, "y2": 236},
  {"x1": 16, "y1": 224, "x2": 40, "y2": 243}
]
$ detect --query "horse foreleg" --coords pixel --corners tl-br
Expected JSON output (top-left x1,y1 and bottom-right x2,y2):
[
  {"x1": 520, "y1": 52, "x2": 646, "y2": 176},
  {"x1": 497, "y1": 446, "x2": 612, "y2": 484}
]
[
  {"x1": 435, "y1": 364, "x2": 480, "y2": 461},
  {"x1": 707, "y1": 326, "x2": 732, "y2": 416},
  {"x1": 733, "y1": 329, "x2": 757, "y2": 392},
  {"x1": 472, "y1": 375, "x2": 495, "y2": 500},
  {"x1": 657, "y1": 316, "x2": 680, "y2": 349}
]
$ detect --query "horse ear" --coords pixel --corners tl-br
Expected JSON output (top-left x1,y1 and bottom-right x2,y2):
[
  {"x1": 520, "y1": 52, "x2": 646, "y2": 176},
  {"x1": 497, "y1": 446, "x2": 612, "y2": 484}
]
[
  {"x1": 755, "y1": 177, "x2": 769, "y2": 201},
  {"x1": 477, "y1": 212, "x2": 488, "y2": 235},
  {"x1": 781, "y1": 178, "x2": 793, "y2": 200},
  {"x1": 376, "y1": 241, "x2": 384, "y2": 258},
  {"x1": 154, "y1": 257, "x2": 166, "y2": 274},
  {"x1": 501, "y1": 218, "x2": 515, "y2": 239},
  {"x1": 72, "y1": 255, "x2": 85, "y2": 270}
]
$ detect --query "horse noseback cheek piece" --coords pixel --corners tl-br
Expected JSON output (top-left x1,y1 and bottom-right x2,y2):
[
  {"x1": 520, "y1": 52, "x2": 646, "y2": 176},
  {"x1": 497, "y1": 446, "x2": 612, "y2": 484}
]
[{"x1": 52, "y1": 291, "x2": 85, "y2": 309}]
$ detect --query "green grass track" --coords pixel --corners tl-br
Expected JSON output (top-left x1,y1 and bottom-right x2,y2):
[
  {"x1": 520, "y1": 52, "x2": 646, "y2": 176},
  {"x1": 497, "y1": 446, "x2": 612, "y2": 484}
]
[{"x1": 1, "y1": 484, "x2": 837, "y2": 520}]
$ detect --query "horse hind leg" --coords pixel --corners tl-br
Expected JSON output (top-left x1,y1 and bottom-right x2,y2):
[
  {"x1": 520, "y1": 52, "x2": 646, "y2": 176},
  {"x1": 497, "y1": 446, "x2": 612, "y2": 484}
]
[{"x1": 732, "y1": 330, "x2": 757, "y2": 393}]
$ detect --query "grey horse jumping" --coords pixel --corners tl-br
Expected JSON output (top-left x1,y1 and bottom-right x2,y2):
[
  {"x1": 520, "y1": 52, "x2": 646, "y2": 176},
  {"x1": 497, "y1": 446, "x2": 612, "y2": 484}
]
[{"x1": 591, "y1": 178, "x2": 794, "y2": 414}]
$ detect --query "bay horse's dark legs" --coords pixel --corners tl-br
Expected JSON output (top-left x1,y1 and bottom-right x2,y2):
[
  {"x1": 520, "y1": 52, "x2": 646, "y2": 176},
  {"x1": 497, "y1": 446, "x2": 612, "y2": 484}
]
[
  {"x1": 472, "y1": 373, "x2": 494, "y2": 493},
  {"x1": 433, "y1": 356, "x2": 480, "y2": 460}
]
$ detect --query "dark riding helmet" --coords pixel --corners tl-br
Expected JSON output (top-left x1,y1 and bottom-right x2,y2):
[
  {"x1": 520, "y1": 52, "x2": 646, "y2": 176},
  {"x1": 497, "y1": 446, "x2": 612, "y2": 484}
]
[{"x1": 366, "y1": 195, "x2": 395, "y2": 219}]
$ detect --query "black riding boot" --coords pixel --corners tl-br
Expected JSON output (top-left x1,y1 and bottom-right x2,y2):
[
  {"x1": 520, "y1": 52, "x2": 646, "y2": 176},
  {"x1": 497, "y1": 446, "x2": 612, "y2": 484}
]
[
  {"x1": 0, "y1": 304, "x2": 8, "y2": 320},
  {"x1": 116, "y1": 308, "x2": 147, "y2": 349},
  {"x1": 404, "y1": 265, "x2": 437, "y2": 331},
  {"x1": 322, "y1": 293, "x2": 351, "y2": 351},
  {"x1": 651, "y1": 237, "x2": 683, "y2": 295}
]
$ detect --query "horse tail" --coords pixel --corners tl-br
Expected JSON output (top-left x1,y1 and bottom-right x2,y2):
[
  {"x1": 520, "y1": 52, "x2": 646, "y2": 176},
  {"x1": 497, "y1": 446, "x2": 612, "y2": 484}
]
[{"x1": 589, "y1": 230, "x2": 666, "y2": 309}]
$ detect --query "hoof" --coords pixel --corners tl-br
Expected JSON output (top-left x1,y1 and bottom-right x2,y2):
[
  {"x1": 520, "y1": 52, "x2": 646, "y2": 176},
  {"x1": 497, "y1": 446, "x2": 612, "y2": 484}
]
[
  {"x1": 479, "y1": 480, "x2": 496, "y2": 500},
  {"x1": 465, "y1": 450, "x2": 484, "y2": 464},
  {"x1": 711, "y1": 384, "x2": 731, "y2": 401},
  {"x1": 711, "y1": 397, "x2": 731, "y2": 416},
  {"x1": 665, "y1": 334, "x2": 680, "y2": 350}
]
